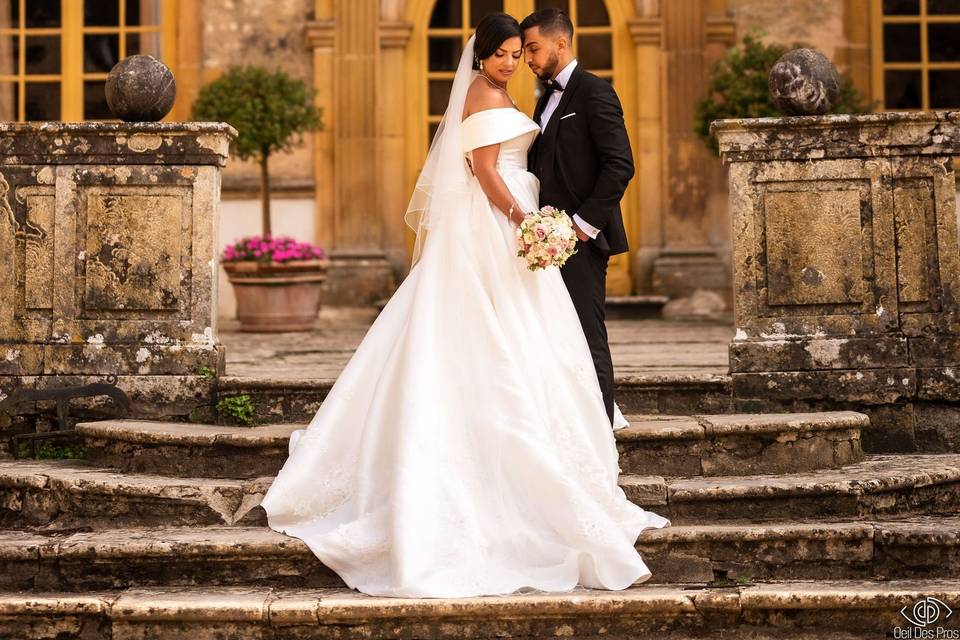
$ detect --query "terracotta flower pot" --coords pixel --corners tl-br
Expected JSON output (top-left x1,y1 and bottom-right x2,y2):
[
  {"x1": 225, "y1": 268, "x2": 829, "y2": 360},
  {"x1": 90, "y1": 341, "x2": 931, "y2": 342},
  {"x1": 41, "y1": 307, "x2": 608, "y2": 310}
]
[{"x1": 223, "y1": 259, "x2": 330, "y2": 332}]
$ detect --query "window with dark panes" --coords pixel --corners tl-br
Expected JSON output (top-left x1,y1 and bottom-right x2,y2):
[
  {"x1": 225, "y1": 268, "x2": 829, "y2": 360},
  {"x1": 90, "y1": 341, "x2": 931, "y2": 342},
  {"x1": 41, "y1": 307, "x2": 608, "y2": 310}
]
[
  {"x1": 536, "y1": 0, "x2": 613, "y2": 85},
  {"x1": 427, "y1": 0, "x2": 503, "y2": 145},
  {"x1": 424, "y1": 0, "x2": 613, "y2": 147},
  {"x1": 877, "y1": 0, "x2": 960, "y2": 109},
  {"x1": 0, "y1": 0, "x2": 63, "y2": 120},
  {"x1": 0, "y1": 0, "x2": 172, "y2": 122}
]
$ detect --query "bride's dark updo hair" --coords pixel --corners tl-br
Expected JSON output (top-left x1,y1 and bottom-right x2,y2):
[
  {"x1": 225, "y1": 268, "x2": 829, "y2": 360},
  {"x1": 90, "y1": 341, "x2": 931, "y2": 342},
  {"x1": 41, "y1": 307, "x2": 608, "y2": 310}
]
[{"x1": 472, "y1": 13, "x2": 523, "y2": 70}]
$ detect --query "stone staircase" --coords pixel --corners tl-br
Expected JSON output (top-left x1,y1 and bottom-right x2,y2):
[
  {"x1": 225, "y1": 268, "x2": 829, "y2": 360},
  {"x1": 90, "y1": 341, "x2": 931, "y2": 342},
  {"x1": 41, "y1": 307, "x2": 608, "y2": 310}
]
[
  {"x1": 7, "y1": 580, "x2": 960, "y2": 640},
  {"x1": 217, "y1": 374, "x2": 737, "y2": 424},
  {"x1": 1, "y1": 412, "x2": 959, "y2": 638}
]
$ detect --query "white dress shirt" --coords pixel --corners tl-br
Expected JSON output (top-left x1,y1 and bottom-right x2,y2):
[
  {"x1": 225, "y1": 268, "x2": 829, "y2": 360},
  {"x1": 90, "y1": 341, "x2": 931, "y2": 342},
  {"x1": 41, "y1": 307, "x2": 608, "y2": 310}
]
[{"x1": 538, "y1": 59, "x2": 600, "y2": 240}]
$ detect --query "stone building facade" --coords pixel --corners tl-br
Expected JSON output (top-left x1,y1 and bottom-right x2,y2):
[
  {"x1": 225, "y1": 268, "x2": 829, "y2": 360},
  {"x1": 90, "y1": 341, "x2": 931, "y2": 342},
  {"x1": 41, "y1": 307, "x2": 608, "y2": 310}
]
[{"x1": 4, "y1": 0, "x2": 956, "y2": 315}]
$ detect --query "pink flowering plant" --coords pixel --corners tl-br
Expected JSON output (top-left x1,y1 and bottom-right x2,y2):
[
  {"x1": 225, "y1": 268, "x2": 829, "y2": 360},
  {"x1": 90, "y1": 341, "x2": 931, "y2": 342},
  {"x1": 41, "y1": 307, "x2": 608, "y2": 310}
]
[{"x1": 222, "y1": 234, "x2": 326, "y2": 264}]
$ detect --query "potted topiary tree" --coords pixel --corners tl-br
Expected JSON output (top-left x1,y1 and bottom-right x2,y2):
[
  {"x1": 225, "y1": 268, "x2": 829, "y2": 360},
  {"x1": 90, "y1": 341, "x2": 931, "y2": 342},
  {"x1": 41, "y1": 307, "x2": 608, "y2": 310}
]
[
  {"x1": 694, "y1": 31, "x2": 871, "y2": 153},
  {"x1": 193, "y1": 66, "x2": 326, "y2": 332}
]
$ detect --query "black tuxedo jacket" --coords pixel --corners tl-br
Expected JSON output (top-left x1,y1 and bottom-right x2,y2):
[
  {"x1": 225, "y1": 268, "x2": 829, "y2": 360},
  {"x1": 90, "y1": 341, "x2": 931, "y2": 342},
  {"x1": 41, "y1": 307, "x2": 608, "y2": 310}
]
[{"x1": 528, "y1": 64, "x2": 634, "y2": 256}]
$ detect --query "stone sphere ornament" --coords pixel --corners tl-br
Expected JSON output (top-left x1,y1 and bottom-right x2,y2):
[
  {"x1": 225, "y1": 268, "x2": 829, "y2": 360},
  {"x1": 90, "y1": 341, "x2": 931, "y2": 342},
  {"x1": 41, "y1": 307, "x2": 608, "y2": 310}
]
[
  {"x1": 105, "y1": 55, "x2": 176, "y2": 122},
  {"x1": 768, "y1": 48, "x2": 840, "y2": 116}
]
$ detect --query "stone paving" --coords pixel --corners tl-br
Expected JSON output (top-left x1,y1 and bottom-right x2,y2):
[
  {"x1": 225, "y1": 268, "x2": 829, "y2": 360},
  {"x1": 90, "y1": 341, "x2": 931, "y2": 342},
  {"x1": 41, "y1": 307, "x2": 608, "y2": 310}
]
[{"x1": 219, "y1": 309, "x2": 734, "y2": 381}]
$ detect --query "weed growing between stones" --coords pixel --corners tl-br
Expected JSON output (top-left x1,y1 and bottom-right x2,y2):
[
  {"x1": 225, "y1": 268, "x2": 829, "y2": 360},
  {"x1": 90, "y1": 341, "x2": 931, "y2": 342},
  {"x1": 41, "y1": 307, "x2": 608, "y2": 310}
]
[
  {"x1": 16, "y1": 440, "x2": 86, "y2": 459},
  {"x1": 217, "y1": 394, "x2": 255, "y2": 426}
]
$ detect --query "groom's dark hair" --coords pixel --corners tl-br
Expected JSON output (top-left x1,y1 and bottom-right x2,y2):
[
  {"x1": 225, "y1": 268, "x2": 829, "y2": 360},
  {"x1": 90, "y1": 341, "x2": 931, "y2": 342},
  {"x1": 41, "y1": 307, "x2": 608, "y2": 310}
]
[
  {"x1": 473, "y1": 13, "x2": 523, "y2": 69},
  {"x1": 519, "y1": 8, "x2": 574, "y2": 39}
]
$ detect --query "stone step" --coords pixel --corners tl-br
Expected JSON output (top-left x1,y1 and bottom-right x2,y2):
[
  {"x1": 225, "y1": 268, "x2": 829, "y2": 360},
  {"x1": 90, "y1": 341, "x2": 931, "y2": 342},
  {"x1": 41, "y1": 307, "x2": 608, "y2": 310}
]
[
  {"x1": 2, "y1": 454, "x2": 958, "y2": 530},
  {"x1": 78, "y1": 420, "x2": 297, "y2": 479},
  {"x1": 629, "y1": 453, "x2": 960, "y2": 524},
  {"x1": 616, "y1": 411, "x2": 865, "y2": 476},
  {"x1": 644, "y1": 516, "x2": 960, "y2": 583},
  {"x1": 77, "y1": 411, "x2": 866, "y2": 478},
  {"x1": 0, "y1": 517, "x2": 956, "y2": 591},
  {"x1": 0, "y1": 460, "x2": 269, "y2": 530},
  {"x1": 604, "y1": 294, "x2": 669, "y2": 319},
  {"x1": 216, "y1": 373, "x2": 735, "y2": 424},
  {"x1": 1, "y1": 580, "x2": 958, "y2": 639}
]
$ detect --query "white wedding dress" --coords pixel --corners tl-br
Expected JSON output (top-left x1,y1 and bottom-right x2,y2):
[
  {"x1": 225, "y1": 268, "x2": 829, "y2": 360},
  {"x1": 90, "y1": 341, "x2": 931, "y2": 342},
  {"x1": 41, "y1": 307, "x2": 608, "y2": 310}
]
[{"x1": 260, "y1": 35, "x2": 669, "y2": 598}]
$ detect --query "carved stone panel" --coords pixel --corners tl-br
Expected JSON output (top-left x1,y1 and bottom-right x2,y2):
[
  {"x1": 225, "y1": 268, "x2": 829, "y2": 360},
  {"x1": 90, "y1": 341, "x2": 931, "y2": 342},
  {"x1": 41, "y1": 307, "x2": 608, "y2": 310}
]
[
  {"x1": 82, "y1": 189, "x2": 190, "y2": 313},
  {"x1": 731, "y1": 157, "x2": 897, "y2": 339},
  {"x1": 20, "y1": 187, "x2": 56, "y2": 312},
  {"x1": 893, "y1": 179, "x2": 935, "y2": 305},
  {"x1": 890, "y1": 156, "x2": 960, "y2": 337},
  {"x1": 764, "y1": 187, "x2": 865, "y2": 307},
  {"x1": 1, "y1": 165, "x2": 60, "y2": 348}
]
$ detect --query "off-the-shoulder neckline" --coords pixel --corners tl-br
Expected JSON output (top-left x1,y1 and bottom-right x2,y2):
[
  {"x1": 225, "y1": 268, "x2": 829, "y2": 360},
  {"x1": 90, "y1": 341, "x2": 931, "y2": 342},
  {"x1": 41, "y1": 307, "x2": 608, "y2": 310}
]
[{"x1": 461, "y1": 107, "x2": 526, "y2": 124}]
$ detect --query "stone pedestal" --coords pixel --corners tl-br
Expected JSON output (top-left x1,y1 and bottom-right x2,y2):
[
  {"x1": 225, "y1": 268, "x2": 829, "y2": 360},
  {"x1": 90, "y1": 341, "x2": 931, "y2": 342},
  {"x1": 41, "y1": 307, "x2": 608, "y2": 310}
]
[
  {"x1": 713, "y1": 112, "x2": 960, "y2": 451},
  {"x1": 322, "y1": 250, "x2": 397, "y2": 307},
  {"x1": 652, "y1": 248, "x2": 730, "y2": 300},
  {"x1": 0, "y1": 122, "x2": 235, "y2": 422}
]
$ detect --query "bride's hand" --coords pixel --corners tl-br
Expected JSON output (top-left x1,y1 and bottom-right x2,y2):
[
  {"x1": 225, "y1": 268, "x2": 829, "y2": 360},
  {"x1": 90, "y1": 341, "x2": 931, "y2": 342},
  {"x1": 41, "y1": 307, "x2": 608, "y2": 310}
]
[{"x1": 509, "y1": 210, "x2": 528, "y2": 226}]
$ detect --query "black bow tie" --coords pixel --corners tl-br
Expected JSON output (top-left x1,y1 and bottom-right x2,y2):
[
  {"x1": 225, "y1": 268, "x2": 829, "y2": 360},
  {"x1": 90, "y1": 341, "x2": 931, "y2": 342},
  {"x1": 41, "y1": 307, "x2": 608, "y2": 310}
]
[{"x1": 542, "y1": 78, "x2": 564, "y2": 98}]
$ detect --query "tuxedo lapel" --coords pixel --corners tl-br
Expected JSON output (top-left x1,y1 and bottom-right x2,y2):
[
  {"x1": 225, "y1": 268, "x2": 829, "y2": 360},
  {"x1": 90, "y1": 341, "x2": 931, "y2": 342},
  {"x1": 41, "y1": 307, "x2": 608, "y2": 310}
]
[
  {"x1": 532, "y1": 89, "x2": 549, "y2": 127},
  {"x1": 529, "y1": 85, "x2": 551, "y2": 175},
  {"x1": 539, "y1": 64, "x2": 583, "y2": 164}
]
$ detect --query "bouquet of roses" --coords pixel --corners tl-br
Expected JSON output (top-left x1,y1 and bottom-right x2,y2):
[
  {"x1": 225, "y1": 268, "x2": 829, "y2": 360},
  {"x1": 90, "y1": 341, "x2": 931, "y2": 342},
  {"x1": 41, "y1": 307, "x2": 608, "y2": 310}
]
[{"x1": 515, "y1": 205, "x2": 578, "y2": 271}]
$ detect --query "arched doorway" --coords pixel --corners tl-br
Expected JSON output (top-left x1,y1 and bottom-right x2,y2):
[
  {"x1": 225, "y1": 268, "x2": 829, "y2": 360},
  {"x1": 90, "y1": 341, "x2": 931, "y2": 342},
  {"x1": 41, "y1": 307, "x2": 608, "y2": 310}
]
[{"x1": 403, "y1": 0, "x2": 637, "y2": 294}]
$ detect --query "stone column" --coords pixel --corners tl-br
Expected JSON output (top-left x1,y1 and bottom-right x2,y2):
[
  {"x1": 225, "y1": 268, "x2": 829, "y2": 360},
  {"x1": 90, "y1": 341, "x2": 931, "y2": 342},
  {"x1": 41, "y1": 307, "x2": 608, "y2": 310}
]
[
  {"x1": 628, "y1": 15, "x2": 664, "y2": 294},
  {"x1": 305, "y1": 15, "x2": 336, "y2": 256},
  {"x1": 648, "y1": 0, "x2": 728, "y2": 300},
  {"x1": 320, "y1": 0, "x2": 396, "y2": 306},
  {"x1": 714, "y1": 112, "x2": 960, "y2": 452},
  {"x1": 171, "y1": 0, "x2": 203, "y2": 121},
  {"x1": 834, "y1": 0, "x2": 873, "y2": 103},
  {"x1": 0, "y1": 122, "x2": 235, "y2": 423},
  {"x1": 379, "y1": 21, "x2": 414, "y2": 273}
]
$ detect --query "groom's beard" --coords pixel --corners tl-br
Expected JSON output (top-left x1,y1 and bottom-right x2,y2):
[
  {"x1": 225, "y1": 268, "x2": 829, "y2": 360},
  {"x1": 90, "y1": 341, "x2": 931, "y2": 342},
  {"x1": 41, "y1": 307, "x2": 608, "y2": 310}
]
[{"x1": 535, "y1": 52, "x2": 560, "y2": 82}]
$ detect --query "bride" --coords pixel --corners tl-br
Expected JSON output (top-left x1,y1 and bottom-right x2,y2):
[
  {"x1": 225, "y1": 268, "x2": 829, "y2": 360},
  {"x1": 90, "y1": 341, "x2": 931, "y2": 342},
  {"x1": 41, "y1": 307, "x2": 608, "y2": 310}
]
[{"x1": 260, "y1": 12, "x2": 670, "y2": 599}]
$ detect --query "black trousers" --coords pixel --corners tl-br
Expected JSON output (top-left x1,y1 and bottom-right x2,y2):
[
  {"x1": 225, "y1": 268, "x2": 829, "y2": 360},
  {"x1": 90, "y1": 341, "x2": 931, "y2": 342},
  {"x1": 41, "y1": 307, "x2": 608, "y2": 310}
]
[{"x1": 560, "y1": 239, "x2": 614, "y2": 424}]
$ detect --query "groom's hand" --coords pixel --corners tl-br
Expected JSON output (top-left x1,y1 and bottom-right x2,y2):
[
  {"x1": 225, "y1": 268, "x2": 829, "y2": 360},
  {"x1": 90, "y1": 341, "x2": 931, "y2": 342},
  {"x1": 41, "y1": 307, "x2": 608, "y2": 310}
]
[{"x1": 572, "y1": 222, "x2": 589, "y2": 242}]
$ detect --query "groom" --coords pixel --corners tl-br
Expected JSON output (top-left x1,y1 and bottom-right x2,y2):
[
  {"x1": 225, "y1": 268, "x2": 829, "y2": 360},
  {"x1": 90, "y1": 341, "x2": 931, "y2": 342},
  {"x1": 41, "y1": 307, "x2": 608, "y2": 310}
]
[{"x1": 521, "y1": 8, "x2": 635, "y2": 425}]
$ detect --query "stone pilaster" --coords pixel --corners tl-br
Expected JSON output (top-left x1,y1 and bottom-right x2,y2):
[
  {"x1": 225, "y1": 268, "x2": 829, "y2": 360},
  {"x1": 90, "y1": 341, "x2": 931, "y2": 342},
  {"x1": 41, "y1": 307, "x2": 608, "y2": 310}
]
[
  {"x1": 319, "y1": 0, "x2": 396, "y2": 306},
  {"x1": 834, "y1": 0, "x2": 872, "y2": 104},
  {"x1": 332, "y1": 0, "x2": 379, "y2": 253},
  {"x1": 305, "y1": 16, "x2": 335, "y2": 257},
  {"x1": 628, "y1": 16, "x2": 664, "y2": 293},
  {"x1": 306, "y1": 2, "x2": 397, "y2": 307},
  {"x1": 379, "y1": 21, "x2": 414, "y2": 276},
  {"x1": 648, "y1": 0, "x2": 729, "y2": 301}
]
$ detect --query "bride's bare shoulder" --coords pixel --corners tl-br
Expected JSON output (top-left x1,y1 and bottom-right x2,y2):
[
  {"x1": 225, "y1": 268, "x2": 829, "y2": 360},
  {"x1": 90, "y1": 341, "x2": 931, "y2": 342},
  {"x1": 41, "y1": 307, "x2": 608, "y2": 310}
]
[{"x1": 462, "y1": 77, "x2": 513, "y2": 120}]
